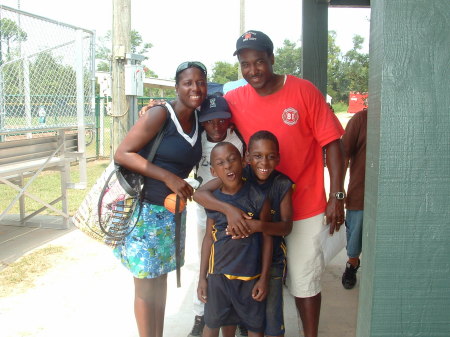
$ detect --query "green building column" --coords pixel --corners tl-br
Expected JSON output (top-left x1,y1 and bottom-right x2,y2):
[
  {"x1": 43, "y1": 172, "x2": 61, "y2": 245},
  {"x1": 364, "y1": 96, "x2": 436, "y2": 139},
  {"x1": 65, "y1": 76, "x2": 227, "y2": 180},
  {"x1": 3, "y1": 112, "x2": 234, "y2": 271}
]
[
  {"x1": 302, "y1": 0, "x2": 328, "y2": 95},
  {"x1": 357, "y1": 1, "x2": 450, "y2": 336}
]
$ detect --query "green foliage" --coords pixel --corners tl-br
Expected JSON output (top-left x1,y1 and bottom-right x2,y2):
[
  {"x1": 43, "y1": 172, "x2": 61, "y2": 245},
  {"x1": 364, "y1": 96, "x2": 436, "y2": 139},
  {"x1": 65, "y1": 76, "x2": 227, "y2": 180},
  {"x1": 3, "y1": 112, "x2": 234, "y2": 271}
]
[
  {"x1": 210, "y1": 62, "x2": 239, "y2": 84},
  {"x1": 95, "y1": 30, "x2": 155, "y2": 74},
  {"x1": 144, "y1": 66, "x2": 158, "y2": 78},
  {"x1": 273, "y1": 39, "x2": 302, "y2": 77},
  {"x1": 143, "y1": 87, "x2": 176, "y2": 98},
  {"x1": 131, "y1": 30, "x2": 153, "y2": 55},
  {"x1": 2, "y1": 61, "x2": 22, "y2": 95},
  {"x1": 31, "y1": 52, "x2": 77, "y2": 95},
  {"x1": 0, "y1": 18, "x2": 28, "y2": 64},
  {"x1": 327, "y1": 31, "x2": 343, "y2": 102},
  {"x1": 2, "y1": 51, "x2": 79, "y2": 106},
  {"x1": 341, "y1": 35, "x2": 369, "y2": 94},
  {"x1": 209, "y1": 38, "x2": 303, "y2": 83},
  {"x1": 208, "y1": 33, "x2": 367, "y2": 104},
  {"x1": 96, "y1": 61, "x2": 110, "y2": 72},
  {"x1": 95, "y1": 33, "x2": 111, "y2": 64},
  {"x1": 332, "y1": 101, "x2": 349, "y2": 113},
  {"x1": 327, "y1": 32, "x2": 369, "y2": 103}
]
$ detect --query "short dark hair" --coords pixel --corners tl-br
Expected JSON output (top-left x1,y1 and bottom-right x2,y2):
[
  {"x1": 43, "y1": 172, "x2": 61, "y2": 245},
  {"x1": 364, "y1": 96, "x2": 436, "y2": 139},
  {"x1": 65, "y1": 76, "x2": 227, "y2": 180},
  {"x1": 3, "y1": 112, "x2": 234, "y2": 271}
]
[
  {"x1": 210, "y1": 141, "x2": 241, "y2": 162},
  {"x1": 248, "y1": 130, "x2": 279, "y2": 153}
]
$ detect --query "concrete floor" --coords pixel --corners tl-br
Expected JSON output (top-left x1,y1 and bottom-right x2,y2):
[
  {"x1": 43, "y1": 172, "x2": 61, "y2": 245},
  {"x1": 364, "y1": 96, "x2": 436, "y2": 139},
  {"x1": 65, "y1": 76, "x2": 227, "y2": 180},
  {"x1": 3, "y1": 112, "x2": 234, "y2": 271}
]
[
  {"x1": 1, "y1": 113, "x2": 358, "y2": 336},
  {"x1": 0, "y1": 203, "x2": 359, "y2": 337}
]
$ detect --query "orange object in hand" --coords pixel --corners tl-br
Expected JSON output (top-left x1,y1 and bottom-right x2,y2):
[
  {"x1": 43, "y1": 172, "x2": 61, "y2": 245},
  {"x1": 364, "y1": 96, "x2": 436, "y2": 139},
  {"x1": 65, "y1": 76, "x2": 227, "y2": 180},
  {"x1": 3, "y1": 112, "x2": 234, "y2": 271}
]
[{"x1": 164, "y1": 193, "x2": 186, "y2": 214}]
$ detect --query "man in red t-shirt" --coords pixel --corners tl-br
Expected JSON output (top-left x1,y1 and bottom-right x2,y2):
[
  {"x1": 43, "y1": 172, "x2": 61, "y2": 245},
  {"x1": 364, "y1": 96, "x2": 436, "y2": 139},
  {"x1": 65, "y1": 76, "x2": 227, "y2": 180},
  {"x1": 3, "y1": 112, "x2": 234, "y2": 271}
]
[{"x1": 224, "y1": 30, "x2": 345, "y2": 337}]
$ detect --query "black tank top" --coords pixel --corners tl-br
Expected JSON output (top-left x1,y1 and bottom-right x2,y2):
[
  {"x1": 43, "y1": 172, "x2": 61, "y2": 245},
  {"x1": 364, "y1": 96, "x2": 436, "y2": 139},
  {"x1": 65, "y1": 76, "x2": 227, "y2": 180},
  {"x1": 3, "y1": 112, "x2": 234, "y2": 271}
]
[{"x1": 142, "y1": 105, "x2": 202, "y2": 205}]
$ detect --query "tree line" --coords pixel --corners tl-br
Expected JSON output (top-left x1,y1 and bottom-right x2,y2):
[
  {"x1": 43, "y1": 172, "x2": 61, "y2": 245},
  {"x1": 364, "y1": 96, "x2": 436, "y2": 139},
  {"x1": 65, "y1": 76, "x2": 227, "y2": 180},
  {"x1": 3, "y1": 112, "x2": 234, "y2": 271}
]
[
  {"x1": 0, "y1": 18, "x2": 368, "y2": 105},
  {"x1": 206, "y1": 31, "x2": 368, "y2": 104},
  {"x1": 95, "y1": 30, "x2": 368, "y2": 103}
]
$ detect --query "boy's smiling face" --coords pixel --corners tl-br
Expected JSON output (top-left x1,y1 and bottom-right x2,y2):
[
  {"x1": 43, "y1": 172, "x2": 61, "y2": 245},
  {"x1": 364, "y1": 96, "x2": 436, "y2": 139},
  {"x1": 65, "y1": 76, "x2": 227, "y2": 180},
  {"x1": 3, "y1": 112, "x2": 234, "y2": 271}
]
[
  {"x1": 201, "y1": 118, "x2": 231, "y2": 143},
  {"x1": 210, "y1": 143, "x2": 245, "y2": 189},
  {"x1": 246, "y1": 138, "x2": 280, "y2": 183}
]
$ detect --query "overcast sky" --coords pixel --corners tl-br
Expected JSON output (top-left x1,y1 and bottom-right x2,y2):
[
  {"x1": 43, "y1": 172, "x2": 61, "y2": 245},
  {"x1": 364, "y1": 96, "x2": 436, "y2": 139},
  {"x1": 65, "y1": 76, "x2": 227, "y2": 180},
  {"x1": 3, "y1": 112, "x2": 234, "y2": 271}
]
[{"x1": 1, "y1": 0, "x2": 370, "y2": 79}]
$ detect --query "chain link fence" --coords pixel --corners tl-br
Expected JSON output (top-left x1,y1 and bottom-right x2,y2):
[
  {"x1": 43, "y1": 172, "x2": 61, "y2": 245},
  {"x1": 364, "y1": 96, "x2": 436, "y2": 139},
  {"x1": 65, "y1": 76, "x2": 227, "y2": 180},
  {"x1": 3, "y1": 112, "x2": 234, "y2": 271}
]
[
  {"x1": 0, "y1": 5, "x2": 95, "y2": 139},
  {"x1": 92, "y1": 96, "x2": 174, "y2": 160}
]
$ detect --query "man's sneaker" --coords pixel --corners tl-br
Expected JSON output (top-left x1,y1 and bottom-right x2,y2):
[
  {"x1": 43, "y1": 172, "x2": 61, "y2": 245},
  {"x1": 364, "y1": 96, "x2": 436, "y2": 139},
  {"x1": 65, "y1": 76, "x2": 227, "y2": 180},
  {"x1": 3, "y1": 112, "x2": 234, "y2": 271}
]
[
  {"x1": 236, "y1": 324, "x2": 248, "y2": 337},
  {"x1": 187, "y1": 315, "x2": 204, "y2": 337},
  {"x1": 342, "y1": 259, "x2": 360, "y2": 289}
]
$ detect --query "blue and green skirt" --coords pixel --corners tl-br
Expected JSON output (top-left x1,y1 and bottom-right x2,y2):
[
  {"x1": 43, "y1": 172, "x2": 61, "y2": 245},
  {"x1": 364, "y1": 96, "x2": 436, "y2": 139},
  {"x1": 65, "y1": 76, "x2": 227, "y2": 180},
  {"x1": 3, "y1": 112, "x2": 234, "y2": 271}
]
[{"x1": 113, "y1": 202, "x2": 186, "y2": 279}]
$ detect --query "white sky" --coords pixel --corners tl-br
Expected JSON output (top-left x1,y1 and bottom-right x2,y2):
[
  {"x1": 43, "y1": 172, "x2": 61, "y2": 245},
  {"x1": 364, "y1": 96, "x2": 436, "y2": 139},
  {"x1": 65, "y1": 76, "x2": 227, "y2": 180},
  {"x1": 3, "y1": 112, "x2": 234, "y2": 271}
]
[{"x1": 1, "y1": 0, "x2": 371, "y2": 79}]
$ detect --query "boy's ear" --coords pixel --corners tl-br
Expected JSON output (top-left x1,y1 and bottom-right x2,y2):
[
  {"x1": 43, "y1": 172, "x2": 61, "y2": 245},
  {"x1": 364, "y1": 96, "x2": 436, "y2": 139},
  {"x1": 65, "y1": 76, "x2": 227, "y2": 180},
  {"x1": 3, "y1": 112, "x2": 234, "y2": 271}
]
[
  {"x1": 241, "y1": 156, "x2": 246, "y2": 168},
  {"x1": 244, "y1": 151, "x2": 250, "y2": 163},
  {"x1": 210, "y1": 166, "x2": 218, "y2": 177}
]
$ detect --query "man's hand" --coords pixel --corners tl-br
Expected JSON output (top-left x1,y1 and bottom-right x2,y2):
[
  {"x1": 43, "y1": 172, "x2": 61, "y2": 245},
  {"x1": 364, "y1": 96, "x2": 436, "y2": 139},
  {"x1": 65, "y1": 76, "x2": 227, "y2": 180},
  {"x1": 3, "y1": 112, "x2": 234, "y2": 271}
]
[
  {"x1": 325, "y1": 197, "x2": 345, "y2": 234},
  {"x1": 324, "y1": 139, "x2": 346, "y2": 234},
  {"x1": 138, "y1": 99, "x2": 166, "y2": 118}
]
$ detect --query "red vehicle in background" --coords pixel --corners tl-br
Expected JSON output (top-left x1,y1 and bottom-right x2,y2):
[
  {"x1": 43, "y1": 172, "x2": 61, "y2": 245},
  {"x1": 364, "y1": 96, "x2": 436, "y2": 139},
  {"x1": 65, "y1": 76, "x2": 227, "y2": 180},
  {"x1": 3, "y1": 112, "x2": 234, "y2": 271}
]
[{"x1": 348, "y1": 92, "x2": 368, "y2": 113}]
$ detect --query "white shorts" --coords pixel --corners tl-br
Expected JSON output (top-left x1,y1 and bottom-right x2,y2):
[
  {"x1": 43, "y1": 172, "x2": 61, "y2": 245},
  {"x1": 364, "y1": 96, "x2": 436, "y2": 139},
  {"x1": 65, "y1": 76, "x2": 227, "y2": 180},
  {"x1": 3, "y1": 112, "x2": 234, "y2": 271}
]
[{"x1": 285, "y1": 213, "x2": 325, "y2": 298}]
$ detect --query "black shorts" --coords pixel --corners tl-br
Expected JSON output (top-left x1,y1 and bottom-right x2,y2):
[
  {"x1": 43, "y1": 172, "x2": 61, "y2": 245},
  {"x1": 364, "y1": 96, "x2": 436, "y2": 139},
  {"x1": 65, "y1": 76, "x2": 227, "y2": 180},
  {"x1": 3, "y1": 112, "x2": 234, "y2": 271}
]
[{"x1": 204, "y1": 274, "x2": 265, "y2": 333}]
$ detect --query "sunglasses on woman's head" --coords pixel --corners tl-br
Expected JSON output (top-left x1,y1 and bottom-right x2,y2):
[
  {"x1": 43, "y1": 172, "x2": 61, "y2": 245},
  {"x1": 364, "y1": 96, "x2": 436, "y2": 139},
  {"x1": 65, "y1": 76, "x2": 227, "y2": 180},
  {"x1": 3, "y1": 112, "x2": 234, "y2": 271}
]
[{"x1": 176, "y1": 61, "x2": 207, "y2": 77}]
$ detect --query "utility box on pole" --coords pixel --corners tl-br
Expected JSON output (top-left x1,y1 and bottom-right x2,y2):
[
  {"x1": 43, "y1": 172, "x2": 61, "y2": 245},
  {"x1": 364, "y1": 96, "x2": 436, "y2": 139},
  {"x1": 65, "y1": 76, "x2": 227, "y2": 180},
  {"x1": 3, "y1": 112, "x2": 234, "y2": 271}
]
[
  {"x1": 125, "y1": 62, "x2": 144, "y2": 96},
  {"x1": 111, "y1": 0, "x2": 131, "y2": 156},
  {"x1": 125, "y1": 53, "x2": 145, "y2": 127}
]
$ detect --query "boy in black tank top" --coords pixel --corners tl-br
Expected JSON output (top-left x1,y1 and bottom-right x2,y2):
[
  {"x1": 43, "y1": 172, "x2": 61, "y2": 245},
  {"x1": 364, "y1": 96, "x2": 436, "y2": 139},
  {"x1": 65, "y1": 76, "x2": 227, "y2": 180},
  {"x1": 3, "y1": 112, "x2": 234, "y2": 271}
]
[
  {"x1": 195, "y1": 131, "x2": 294, "y2": 337},
  {"x1": 242, "y1": 131, "x2": 293, "y2": 337},
  {"x1": 197, "y1": 142, "x2": 272, "y2": 337}
]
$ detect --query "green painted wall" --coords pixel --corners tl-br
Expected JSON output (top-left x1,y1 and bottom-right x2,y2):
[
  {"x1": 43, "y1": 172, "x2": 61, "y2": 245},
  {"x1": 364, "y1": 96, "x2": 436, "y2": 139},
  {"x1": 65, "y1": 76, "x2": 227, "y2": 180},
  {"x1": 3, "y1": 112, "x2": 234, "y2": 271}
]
[
  {"x1": 302, "y1": 0, "x2": 328, "y2": 95},
  {"x1": 357, "y1": 1, "x2": 450, "y2": 336}
]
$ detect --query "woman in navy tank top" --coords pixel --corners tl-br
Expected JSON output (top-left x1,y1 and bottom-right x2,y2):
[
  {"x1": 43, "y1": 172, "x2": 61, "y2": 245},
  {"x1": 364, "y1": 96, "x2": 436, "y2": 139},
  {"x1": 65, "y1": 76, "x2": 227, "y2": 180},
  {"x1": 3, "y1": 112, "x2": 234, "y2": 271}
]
[{"x1": 114, "y1": 61, "x2": 207, "y2": 337}]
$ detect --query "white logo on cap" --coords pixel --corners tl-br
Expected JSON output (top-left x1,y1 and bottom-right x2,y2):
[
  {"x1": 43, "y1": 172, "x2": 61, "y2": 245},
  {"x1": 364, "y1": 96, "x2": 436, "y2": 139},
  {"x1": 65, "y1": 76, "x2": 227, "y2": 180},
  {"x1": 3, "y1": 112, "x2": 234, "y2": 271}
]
[
  {"x1": 242, "y1": 32, "x2": 257, "y2": 42},
  {"x1": 210, "y1": 98, "x2": 216, "y2": 108}
]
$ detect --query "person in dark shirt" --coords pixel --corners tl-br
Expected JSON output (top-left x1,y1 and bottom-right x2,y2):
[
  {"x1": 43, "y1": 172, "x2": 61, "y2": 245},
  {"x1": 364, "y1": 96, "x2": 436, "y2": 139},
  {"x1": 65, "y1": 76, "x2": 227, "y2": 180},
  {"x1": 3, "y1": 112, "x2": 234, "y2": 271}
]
[
  {"x1": 341, "y1": 108, "x2": 367, "y2": 289},
  {"x1": 114, "y1": 61, "x2": 207, "y2": 337}
]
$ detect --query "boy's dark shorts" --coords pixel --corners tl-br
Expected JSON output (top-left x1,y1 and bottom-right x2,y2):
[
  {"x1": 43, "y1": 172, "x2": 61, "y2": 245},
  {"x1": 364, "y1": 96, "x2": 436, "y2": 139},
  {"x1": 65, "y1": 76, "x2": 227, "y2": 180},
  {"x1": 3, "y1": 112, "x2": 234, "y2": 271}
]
[
  {"x1": 265, "y1": 264, "x2": 285, "y2": 336},
  {"x1": 204, "y1": 274, "x2": 265, "y2": 333}
]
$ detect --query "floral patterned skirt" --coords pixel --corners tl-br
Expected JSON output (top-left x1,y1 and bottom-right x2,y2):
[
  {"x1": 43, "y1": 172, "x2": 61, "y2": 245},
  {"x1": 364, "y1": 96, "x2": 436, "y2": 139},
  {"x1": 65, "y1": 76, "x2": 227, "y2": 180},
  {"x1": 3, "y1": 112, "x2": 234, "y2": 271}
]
[{"x1": 113, "y1": 202, "x2": 186, "y2": 279}]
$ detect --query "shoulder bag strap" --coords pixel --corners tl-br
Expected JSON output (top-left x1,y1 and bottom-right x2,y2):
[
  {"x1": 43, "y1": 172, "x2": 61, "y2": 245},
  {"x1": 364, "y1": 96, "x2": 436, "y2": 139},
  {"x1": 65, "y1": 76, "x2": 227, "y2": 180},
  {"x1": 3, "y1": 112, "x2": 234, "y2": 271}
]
[{"x1": 145, "y1": 104, "x2": 170, "y2": 162}]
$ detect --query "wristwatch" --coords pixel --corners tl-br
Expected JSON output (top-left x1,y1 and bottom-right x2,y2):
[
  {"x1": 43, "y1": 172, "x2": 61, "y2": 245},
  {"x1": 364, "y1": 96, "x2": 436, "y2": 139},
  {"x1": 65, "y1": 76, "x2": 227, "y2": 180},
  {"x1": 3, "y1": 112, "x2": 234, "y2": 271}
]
[{"x1": 331, "y1": 192, "x2": 345, "y2": 200}]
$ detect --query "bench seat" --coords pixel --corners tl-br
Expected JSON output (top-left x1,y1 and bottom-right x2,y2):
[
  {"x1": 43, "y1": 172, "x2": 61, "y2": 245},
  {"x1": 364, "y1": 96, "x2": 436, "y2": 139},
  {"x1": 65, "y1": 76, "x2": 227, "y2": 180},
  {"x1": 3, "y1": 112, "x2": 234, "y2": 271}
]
[
  {"x1": 0, "y1": 157, "x2": 64, "y2": 178},
  {"x1": 0, "y1": 130, "x2": 80, "y2": 229}
]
